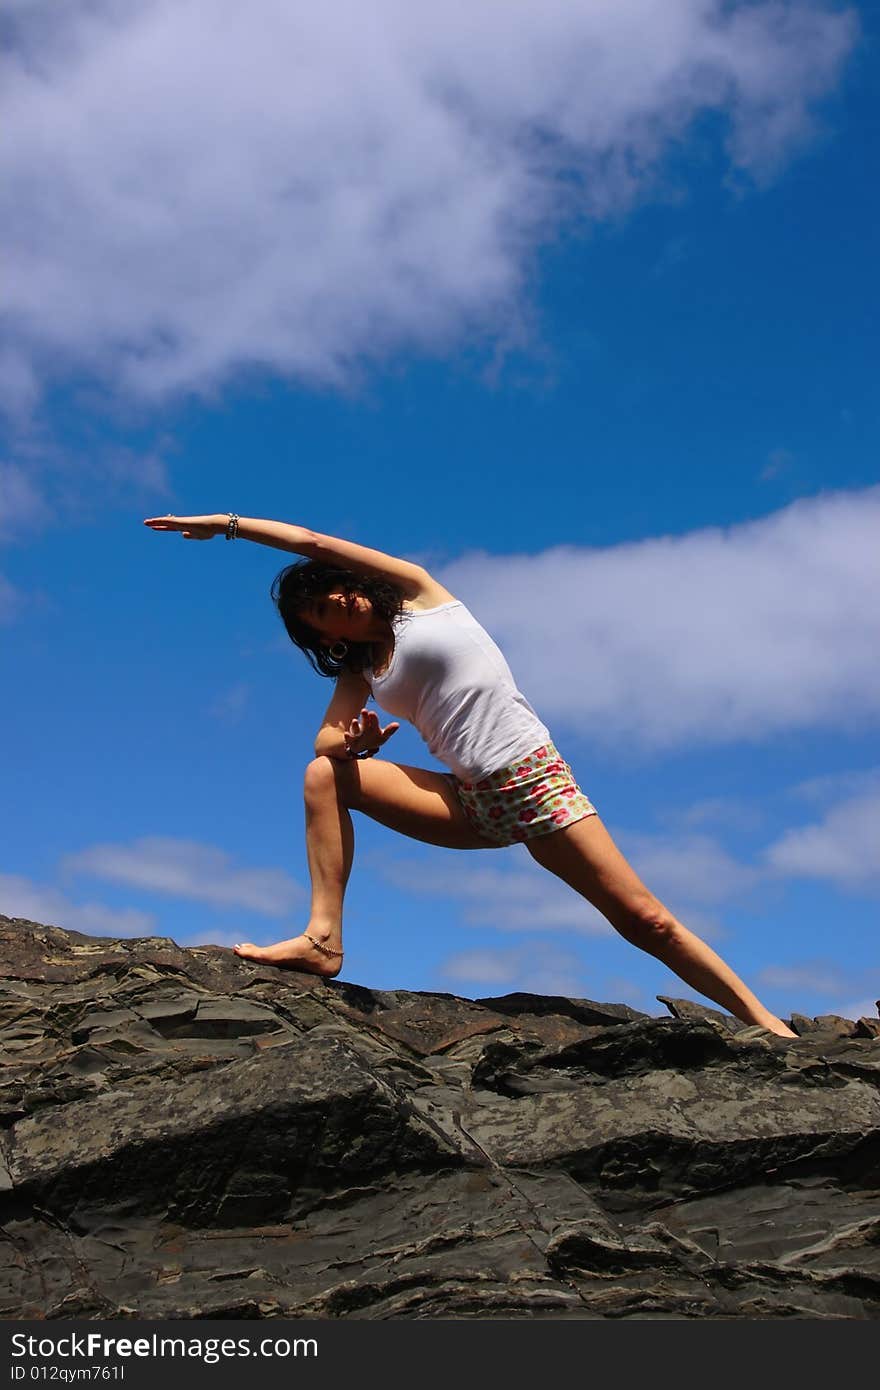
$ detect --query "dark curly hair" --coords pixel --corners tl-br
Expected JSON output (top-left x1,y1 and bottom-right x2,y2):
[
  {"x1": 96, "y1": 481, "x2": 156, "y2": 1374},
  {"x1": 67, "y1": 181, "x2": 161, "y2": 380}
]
[{"x1": 270, "y1": 559, "x2": 410, "y2": 677}]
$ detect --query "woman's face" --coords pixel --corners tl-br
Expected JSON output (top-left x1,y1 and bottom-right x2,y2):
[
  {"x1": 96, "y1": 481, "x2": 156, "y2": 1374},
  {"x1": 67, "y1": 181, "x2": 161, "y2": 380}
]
[{"x1": 302, "y1": 587, "x2": 373, "y2": 644}]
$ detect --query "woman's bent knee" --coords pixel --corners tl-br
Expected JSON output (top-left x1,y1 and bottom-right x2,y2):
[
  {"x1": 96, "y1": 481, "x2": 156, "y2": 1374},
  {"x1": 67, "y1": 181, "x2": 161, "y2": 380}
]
[{"x1": 304, "y1": 755, "x2": 344, "y2": 800}]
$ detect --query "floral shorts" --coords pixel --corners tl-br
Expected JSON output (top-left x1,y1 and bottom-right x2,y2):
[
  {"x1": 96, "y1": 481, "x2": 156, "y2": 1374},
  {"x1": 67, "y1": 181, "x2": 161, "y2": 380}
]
[{"x1": 450, "y1": 741, "x2": 597, "y2": 847}]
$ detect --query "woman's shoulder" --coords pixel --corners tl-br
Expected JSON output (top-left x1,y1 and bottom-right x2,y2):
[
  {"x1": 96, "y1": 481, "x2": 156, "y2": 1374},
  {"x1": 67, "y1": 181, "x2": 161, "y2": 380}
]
[{"x1": 402, "y1": 576, "x2": 458, "y2": 612}]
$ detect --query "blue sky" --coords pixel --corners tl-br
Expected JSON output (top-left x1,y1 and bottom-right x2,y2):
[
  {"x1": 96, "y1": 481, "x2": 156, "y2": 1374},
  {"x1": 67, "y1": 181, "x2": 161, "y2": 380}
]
[{"x1": 2, "y1": 1, "x2": 878, "y2": 1022}]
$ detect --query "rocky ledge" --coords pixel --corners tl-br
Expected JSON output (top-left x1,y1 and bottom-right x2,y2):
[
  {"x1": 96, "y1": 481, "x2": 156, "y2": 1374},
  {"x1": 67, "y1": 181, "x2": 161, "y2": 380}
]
[{"x1": 1, "y1": 915, "x2": 879, "y2": 1320}]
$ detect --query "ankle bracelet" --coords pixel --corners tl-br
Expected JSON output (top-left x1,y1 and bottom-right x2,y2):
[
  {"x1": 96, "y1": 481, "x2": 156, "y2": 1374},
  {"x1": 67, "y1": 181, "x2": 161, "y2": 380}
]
[{"x1": 302, "y1": 933, "x2": 344, "y2": 958}]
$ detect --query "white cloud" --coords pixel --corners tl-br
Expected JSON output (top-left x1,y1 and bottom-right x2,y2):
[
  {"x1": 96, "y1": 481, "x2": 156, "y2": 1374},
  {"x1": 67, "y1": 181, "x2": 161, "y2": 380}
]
[
  {"x1": 0, "y1": 442, "x2": 172, "y2": 619},
  {"x1": 603, "y1": 975, "x2": 648, "y2": 1007},
  {"x1": 0, "y1": 0, "x2": 855, "y2": 404},
  {"x1": 752, "y1": 968, "x2": 878, "y2": 1022},
  {"x1": 755, "y1": 960, "x2": 861, "y2": 995},
  {"x1": 0, "y1": 348, "x2": 39, "y2": 418},
  {"x1": 0, "y1": 462, "x2": 50, "y2": 539},
  {"x1": 0, "y1": 459, "x2": 52, "y2": 621},
  {"x1": 86, "y1": 445, "x2": 173, "y2": 503},
  {"x1": 619, "y1": 830, "x2": 759, "y2": 907},
  {"x1": 372, "y1": 825, "x2": 739, "y2": 938},
  {"x1": 838, "y1": 997, "x2": 879, "y2": 1023},
  {"x1": 0, "y1": 871, "x2": 156, "y2": 938},
  {"x1": 438, "y1": 942, "x2": 589, "y2": 998},
  {"x1": 0, "y1": 573, "x2": 24, "y2": 625},
  {"x1": 763, "y1": 789, "x2": 880, "y2": 893},
  {"x1": 376, "y1": 854, "x2": 612, "y2": 933},
  {"x1": 61, "y1": 835, "x2": 304, "y2": 916},
  {"x1": 433, "y1": 487, "x2": 880, "y2": 753},
  {"x1": 761, "y1": 446, "x2": 796, "y2": 482},
  {"x1": 787, "y1": 766, "x2": 880, "y2": 806},
  {"x1": 663, "y1": 797, "x2": 758, "y2": 833},
  {"x1": 178, "y1": 925, "x2": 248, "y2": 949},
  {"x1": 206, "y1": 681, "x2": 252, "y2": 725},
  {"x1": 0, "y1": 428, "x2": 173, "y2": 558},
  {"x1": 36, "y1": 441, "x2": 173, "y2": 520}
]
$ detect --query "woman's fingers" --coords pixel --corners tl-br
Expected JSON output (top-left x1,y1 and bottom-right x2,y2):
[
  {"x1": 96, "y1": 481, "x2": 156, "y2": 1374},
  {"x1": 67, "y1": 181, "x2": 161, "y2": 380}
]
[
  {"x1": 143, "y1": 515, "x2": 217, "y2": 537},
  {"x1": 345, "y1": 709, "x2": 390, "y2": 752}
]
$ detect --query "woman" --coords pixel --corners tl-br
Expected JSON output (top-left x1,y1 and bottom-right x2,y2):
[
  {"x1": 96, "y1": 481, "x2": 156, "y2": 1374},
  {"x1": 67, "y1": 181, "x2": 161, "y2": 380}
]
[{"x1": 144, "y1": 511, "x2": 796, "y2": 1037}]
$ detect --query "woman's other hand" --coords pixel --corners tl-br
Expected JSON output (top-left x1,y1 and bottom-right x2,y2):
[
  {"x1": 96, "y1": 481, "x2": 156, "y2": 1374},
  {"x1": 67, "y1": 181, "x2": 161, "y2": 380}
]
[
  {"x1": 344, "y1": 709, "x2": 399, "y2": 758},
  {"x1": 144, "y1": 514, "x2": 224, "y2": 540}
]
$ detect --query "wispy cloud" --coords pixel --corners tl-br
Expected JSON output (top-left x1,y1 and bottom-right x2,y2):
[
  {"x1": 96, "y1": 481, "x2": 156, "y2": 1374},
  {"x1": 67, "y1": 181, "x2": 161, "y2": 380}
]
[
  {"x1": 787, "y1": 766, "x2": 880, "y2": 807},
  {"x1": 375, "y1": 854, "x2": 612, "y2": 933},
  {"x1": 372, "y1": 785, "x2": 879, "y2": 952},
  {"x1": 755, "y1": 960, "x2": 864, "y2": 996},
  {"x1": 661, "y1": 797, "x2": 758, "y2": 834},
  {"x1": 0, "y1": 440, "x2": 173, "y2": 620},
  {"x1": 371, "y1": 824, "x2": 744, "y2": 939},
  {"x1": 434, "y1": 487, "x2": 880, "y2": 754},
  {"x1": 206, "y1": 681, "x2": 252, "y2": 725},
  {"x1": 0, "y1": 0, "x2": 855, "y2": 405},
  {"x1": 763, "y1": 789, "x2": 880, "y2": 893},
  {"x1": 61, "y1": 835, "x2": 304, "y2": 916},
  {"x1": 761, "y1": 977, "x2": 879, "y2": 1024},
  {"x1": 0, "y1": 871, "x2": 157, "y2": 938},
  {"x1": 838, "y1": 997, "x2": 879, "y2": 1023},
  {"x1": 0, "y1": 573, "x2": 24, "y2": 625},
  {"x1": 651, "y1": 236, "x2": 689, "y2": 279},
  {"x1": 0, "y1": 347, "x2": 39, "y2": 419},
  {"x1": 438, "y1": 942, "x2": 590, "y2": 999},
  {"x1": 0, "y1": 462, "x2": 50, "y2": 540},
  {"x1": 760, "y1": 446, "x2": 796, "y2": 483},
  {"x1": 0, "y1": 462, "x2": 51, "y2": 613},
  {"x1": 619, "y1": 830, "x2": 759, "y2": 908}
]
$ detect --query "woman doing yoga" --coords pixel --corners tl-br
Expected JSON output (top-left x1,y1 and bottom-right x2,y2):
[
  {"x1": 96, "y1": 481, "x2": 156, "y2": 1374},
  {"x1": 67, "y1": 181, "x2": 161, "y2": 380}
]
[{"x1": 144, "y1": 512, "x2": 797, "y2": 1038}]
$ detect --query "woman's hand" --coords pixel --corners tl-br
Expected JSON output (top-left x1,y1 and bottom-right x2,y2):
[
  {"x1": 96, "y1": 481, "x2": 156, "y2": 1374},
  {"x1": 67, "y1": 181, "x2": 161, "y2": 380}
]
[
  {"x1": 143, "y1": 514, "x2": 225, "y2": 540},
  {"x1": 344, "y1": 709, "x2": 399, "y2": 758}
]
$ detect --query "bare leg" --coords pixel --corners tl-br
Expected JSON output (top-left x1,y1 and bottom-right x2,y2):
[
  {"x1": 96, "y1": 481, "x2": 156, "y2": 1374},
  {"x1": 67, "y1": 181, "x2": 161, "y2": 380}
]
[
  {"x1": 234, "y1": 759, "x2": 355, "y2": 975},
  {"x1": 233, "y1": 755, "x2": 496, "y2": 975},
  {"x1": 527, "y1": 815, "x2": 796, "y2": 1037}
]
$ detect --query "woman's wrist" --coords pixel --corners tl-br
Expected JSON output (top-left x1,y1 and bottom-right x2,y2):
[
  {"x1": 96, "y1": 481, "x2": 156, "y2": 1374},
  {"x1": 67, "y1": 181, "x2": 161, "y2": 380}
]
[{"x1": 344, "y1": 741, "x2": 379, "y2": 760}]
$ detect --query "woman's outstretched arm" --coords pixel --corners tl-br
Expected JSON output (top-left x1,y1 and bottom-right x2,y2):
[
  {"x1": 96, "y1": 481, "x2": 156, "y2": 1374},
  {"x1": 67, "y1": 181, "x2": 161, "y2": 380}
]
[{"x1": 144, "y1": 513, "x2": 430, "y2": 594}]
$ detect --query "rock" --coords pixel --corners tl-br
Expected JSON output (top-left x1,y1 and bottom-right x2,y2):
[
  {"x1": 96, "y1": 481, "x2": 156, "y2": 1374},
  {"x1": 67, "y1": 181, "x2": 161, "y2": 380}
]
[
  {"x1": 814, "y1": 1015, "x2": 859, "y2": 1038},
  {"x1": 477, "y1": 992, "x2": 651, "y2": 1028},
  {"x1": 790, "y1": 1012, "x2": 821, "y2": 1036},
  {"x1": 656, "y1": 995, "x2": 748, "y2": 1032},
  {"x1": 1, "y1": 914, "x2": 879, "y2": 1320}
]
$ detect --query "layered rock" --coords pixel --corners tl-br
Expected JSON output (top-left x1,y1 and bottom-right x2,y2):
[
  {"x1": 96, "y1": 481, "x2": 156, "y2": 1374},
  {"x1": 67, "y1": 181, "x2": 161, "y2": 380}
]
[{"x1": 1, "y1": 915, "x2": 878, "y2": 1319}]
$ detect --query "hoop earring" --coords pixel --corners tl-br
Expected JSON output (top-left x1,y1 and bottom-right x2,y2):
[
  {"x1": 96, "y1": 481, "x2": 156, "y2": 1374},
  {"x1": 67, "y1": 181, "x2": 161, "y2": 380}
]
[{"x1": 329, "y1": 641, "x2": 348, "y2": 661}]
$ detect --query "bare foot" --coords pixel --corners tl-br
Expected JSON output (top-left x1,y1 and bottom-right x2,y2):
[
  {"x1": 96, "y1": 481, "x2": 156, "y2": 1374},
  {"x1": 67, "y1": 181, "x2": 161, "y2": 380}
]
[
  {"x1": 232, "y1": 933, "x2": 343, "y2": 978},
  {"x1": 763, "y1": 1017, "x2": 798, "y2": 1039}
]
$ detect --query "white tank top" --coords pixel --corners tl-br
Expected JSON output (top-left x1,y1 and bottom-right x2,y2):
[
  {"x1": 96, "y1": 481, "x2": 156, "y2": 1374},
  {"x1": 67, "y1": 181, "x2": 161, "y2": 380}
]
[{"x1": 364, "y1": 599, "x2": 551, "y2": 780}]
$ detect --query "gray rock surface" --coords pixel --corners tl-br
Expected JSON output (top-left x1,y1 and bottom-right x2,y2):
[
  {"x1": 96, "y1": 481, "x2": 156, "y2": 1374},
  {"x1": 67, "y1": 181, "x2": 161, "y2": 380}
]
[{"x1": 1, "y1": 915, "x2": 878, "y2": 1319}]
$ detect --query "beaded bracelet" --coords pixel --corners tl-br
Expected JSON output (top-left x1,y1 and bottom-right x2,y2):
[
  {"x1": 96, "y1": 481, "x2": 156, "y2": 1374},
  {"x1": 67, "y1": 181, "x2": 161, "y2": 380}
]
[{"x1": 225, "y1": 513, "x2": 240, "y2": 540}]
